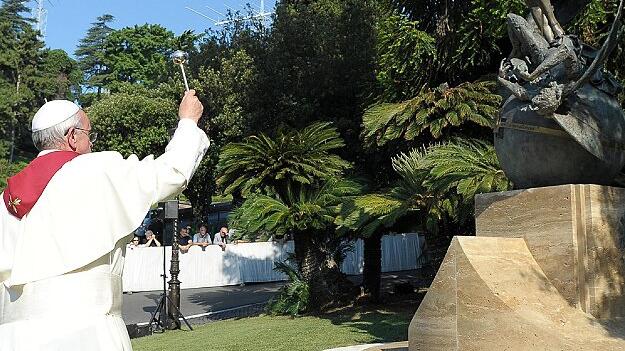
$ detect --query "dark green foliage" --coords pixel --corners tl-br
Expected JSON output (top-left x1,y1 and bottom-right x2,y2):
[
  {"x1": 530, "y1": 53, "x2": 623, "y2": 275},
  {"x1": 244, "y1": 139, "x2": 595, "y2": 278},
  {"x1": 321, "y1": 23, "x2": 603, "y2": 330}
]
[
  {"x1": 267, "y1": 258, "x2": 310, "y2": 317},
  {"x1": 363, "y1": 80, "x2": 500, "y2": 147},
  {"x1": 0, "y1": 0, "x2": 44, "y2": 156},
  {"x1": 571, "y1": 0, "x2": 625, "y2": 85},
  {"x1": 195, "y1": 49, "x2": 258, "y2": 142},
  {"x1": 375, "y1": 12, "x2": 436, "y2": 101},
  {"x1": 217, "y1": 122, "x2": 351, "y2": 197},
  {"x1": 258, "y1": 0, "x2": 377, "y2": 144},
  {"x1": 383, "y1": 0, "x2": 524, "y2": 84},
  {"x1": 451, "y1": 0, "x2": 525, "y2": 73},
  {"x1": 34, "y1": 49, "x2": 82, "y2": 101},
  {"x1": 0, "y1": 0, "x2": 31, "y2": 30},
  {"x1": 88, "y1": 85, "x2": 178, "y2": 158},
  {"x1": 183, "y1": 155, "x2": 217, "y2": 222},
  {"x1": 0, "y1": 141, "x2": 26, "y2": 189}
]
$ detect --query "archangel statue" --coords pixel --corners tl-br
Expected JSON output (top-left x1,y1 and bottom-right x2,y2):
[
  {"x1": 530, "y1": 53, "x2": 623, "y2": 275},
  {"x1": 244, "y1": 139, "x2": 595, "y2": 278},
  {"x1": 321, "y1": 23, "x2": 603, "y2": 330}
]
[{"x1": 495, "y1": 0, "x2": 625, "y2": 188}]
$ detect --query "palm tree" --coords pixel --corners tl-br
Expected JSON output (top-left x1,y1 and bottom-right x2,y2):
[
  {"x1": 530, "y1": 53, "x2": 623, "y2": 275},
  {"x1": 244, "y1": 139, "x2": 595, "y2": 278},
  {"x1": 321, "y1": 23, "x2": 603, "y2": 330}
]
[
  {"x1": 337, "y1": 138, "x2": 511, "y2": 300},
  {"x1": 229, "y1": 178, "x2": 363, "y2": 309},
  {"x1": 217, "y1": 122, "x2": 350, "y2": 196},
  {"x1": 217, "y1": 122, "x2": 359, "y2": 310}
]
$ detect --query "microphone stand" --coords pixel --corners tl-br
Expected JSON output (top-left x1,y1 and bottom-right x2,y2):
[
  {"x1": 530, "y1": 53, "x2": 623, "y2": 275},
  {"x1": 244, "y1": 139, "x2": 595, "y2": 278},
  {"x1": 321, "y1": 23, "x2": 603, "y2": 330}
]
[{"x1": 147, "y1": 200, "x2": 193, "y2": 332}]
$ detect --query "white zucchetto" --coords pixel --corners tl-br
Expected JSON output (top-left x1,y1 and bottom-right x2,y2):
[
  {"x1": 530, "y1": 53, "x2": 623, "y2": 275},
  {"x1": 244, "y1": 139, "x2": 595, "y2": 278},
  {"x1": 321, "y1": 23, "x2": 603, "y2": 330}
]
[{"x1": 31, "y1": 100, "x2": 81, "y2": 132}]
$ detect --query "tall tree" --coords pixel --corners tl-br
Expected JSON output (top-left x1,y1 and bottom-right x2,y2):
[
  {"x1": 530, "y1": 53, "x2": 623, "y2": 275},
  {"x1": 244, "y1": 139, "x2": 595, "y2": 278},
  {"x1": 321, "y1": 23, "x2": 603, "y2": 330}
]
[
  {"x1": 257, "y1": 0, "x2": 378, "y2": 142},
  {"x1": 101, "y1": 24, "x2": 197, "y2": 91},
  {"x1": 34, "y1": 49, "x2": 82, "y2": 102},
  {"x1": 75, "y1": 14, "x2": 115, "y2": 101},
  {"x1": 0, "y1": 0, "x2": 44, "y2": 158},
  {"x1": 218, "y1": 122, "x2": 357, "y2": 311}
]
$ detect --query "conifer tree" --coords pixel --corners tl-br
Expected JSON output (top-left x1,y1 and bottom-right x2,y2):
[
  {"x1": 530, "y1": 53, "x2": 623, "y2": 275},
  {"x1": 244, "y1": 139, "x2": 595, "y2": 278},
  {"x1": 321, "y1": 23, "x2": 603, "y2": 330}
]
[
  {"x1": 0, "y1": 0, "x2": 43, "y2": 159},
  {"x1": 75, "y1": 14, "x2": 115, "y2": 100}
]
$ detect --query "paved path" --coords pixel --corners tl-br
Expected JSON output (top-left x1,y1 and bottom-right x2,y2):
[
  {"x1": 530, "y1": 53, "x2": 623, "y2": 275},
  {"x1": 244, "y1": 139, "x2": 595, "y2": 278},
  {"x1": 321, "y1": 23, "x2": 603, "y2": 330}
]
[
  {"x1": 122, "y1": 270, "x2": 429, "y2": 325},
  {"x1": 122, "y1": 281, "x2": 284, "y2": 325}
]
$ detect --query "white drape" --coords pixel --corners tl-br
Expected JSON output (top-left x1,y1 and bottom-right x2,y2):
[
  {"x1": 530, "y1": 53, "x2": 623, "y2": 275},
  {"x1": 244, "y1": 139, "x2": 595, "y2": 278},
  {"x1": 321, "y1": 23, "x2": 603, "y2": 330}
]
[{"x1": 123, "y1": 233, "x2": 424, "y2": 292}]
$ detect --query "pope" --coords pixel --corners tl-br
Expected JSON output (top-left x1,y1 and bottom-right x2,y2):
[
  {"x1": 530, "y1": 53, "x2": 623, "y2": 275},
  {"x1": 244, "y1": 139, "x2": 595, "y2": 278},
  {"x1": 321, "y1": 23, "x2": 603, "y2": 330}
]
[{"x1": 0, "y1": 90, "x2": 209, "y2": 350}]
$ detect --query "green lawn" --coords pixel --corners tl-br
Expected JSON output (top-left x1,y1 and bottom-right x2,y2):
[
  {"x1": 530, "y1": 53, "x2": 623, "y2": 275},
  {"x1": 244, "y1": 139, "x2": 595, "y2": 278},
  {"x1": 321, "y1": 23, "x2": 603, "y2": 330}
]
[{"x1": 132, "y1": 304, "x2": 416, "y2": 351}]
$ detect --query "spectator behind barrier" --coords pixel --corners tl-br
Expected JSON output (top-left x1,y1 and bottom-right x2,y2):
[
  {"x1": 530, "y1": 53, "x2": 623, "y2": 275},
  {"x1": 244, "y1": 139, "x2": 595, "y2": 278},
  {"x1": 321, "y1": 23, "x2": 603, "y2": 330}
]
[
  {"x1": 128, "y1": 236, "x2": 141, "y2": 250},
  {"x1": 141, "y1": 230, "x2": 161, "y2": 247},
  {"x1": 193, "y1": 224, "x2": 211, "y2": 251},
  {"x1": 213, "y1": 226, "x2": 229, "y2": 251},
  {"x1": 178, "y1": 227, "x2": 192, "y2": 253}
]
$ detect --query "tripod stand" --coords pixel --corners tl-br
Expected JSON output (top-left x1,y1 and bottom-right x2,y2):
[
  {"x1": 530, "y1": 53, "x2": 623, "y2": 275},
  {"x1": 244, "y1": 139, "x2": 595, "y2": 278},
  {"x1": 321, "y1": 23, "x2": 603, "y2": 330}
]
[{"x1": 148, "y1": 201, "x2": 193, "y2": 332}]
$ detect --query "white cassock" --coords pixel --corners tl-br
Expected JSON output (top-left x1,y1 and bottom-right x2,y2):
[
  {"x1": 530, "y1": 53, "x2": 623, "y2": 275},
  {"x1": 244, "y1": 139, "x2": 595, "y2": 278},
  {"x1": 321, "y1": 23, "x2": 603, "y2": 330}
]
[{"x1": 0, "y1": 119, "x2": 209, "y2": 350}]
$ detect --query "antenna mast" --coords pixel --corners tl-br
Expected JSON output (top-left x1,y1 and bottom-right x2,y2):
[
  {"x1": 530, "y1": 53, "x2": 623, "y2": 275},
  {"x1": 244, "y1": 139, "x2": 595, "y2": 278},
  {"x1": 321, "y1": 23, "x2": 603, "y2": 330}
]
[
  {"x1": 33, "y1": 0, "x2": 48, "y2": 40},
  {"x1": 186, "y1": 0, "x2": 273, "y2": 27}
]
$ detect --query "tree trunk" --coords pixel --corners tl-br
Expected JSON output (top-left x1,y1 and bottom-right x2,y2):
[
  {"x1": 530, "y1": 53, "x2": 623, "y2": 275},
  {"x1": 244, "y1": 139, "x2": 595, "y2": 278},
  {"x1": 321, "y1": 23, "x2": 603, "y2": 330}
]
[
  {"x1": 362, "y1": 231, "x2": 383, "y2": 302},
  {"x1": 292, "y1": 230, "x2": 358, "y2": 311},
  {"x1": 293, "y1": 230, "x2": 327, "y2": 309}
]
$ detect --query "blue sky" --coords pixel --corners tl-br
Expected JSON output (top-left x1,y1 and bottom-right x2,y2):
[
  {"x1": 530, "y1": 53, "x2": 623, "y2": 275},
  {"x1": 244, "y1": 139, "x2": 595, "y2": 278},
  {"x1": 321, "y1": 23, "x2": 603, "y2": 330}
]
[{"x1": 33, "y1": 0, "x2": 276, "y2": 56}]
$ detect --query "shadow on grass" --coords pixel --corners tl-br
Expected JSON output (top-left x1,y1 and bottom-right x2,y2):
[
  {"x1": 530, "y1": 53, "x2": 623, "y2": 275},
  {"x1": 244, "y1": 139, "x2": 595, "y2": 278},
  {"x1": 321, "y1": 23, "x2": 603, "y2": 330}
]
[
  {"x1": 317, "y1": 293, "x2": 425, "y2": 343},
  {"x1": 313, "y1": 266, "x2": 433, "y2": 343}
]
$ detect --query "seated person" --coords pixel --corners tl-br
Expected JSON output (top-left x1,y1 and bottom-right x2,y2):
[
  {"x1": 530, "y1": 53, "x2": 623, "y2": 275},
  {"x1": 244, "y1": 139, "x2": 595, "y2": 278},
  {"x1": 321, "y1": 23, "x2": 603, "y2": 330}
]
[
  {"x1": 193, "y1": 224, "x2": 211, "y2": 249},
  {"x1": 213, "y1": 226, "x2": 230, "y2": 251},
  {"x1": 141, "y1": 230, "x2": 161, "y2": 247},
  {"x1": 178, "y1": 227, "x2": 193, "y2": 252}
]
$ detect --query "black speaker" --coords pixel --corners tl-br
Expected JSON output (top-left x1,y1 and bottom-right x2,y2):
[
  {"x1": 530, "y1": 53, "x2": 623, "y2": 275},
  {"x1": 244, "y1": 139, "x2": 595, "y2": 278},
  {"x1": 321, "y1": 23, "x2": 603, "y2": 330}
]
[{"x1": 159, "y1": 200, "x2": 179, "y2": 219}]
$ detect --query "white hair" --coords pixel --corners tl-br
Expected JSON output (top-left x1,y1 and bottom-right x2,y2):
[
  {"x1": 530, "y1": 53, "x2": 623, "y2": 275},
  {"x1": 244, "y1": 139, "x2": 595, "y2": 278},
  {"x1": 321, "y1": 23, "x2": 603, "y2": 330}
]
[{"x1": 32, "y1": 113, "x2": 83, "y2": 151}]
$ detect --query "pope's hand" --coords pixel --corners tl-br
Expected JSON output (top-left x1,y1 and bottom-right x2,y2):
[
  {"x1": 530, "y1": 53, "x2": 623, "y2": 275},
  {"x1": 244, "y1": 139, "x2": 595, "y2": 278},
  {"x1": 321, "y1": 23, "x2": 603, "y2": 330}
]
[{"x1": 178, "y1": 89, "x2": 204, "y2": 123}]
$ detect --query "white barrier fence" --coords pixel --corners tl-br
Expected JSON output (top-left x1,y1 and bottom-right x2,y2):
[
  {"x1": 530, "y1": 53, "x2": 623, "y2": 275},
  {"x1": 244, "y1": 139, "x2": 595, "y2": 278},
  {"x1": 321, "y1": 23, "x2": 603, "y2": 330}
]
[{"x1": 123, "y1": 233, "x2": 425, "y2": 292}]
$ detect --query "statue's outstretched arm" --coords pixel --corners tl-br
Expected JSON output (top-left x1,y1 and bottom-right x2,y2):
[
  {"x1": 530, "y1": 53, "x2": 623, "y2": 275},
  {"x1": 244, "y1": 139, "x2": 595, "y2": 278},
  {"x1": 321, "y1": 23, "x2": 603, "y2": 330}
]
[
  {"x1": 518, "y1": 41, "x2": 574, "y2": 82},
  {"x1": 498, "y1": 76, "x2": 532, "y2": 101}
]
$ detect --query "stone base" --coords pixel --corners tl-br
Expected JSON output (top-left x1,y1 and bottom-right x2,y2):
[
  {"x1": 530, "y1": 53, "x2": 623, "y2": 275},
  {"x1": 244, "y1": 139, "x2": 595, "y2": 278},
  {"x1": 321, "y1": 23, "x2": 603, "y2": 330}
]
[
  {"x1": 409, "y1": 184, "x2": 625, "y2": 350},
  {"x1": 408, "y1": 236, "x2": 625, "y2": 351},
  {"x1": 475, "y1": 184, "x2": 625, "y2": 318}
]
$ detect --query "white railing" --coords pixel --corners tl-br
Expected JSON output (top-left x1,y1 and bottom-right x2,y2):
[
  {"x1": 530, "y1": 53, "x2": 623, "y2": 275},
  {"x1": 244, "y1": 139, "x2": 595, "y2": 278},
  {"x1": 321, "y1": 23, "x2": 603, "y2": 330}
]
[{"x1": 122, "y1": 233, "x2": 425, "y2": 292}]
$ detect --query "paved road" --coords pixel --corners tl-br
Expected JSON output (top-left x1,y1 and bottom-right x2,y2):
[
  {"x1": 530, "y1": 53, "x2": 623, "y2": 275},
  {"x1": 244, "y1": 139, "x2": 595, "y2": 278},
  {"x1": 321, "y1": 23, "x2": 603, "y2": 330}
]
[
  {"x1": 122, "y1": 270, "x2": 430, "y2": 325},
  {"x1": 122, "y1": 281, "x2": 284, "y2": 325}
]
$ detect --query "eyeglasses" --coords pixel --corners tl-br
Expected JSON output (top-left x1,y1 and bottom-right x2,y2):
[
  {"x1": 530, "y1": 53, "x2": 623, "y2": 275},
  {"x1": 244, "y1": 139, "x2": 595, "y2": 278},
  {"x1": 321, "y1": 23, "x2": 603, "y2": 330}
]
[{"x1": 74, "y1": 127, "x2": 98, "y2": 143}]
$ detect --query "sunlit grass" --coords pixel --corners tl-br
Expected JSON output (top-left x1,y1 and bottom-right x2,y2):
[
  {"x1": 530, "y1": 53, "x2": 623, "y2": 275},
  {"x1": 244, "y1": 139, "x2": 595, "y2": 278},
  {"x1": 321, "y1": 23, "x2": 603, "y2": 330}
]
[{"x1": 132, "y1": 304, "x2": 415, "y2": 351}]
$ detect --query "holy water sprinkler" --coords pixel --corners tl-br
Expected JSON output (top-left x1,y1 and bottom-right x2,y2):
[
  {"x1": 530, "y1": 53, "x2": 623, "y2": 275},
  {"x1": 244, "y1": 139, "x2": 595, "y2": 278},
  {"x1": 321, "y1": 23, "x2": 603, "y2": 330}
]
[{"x1": 171, "y1": 50, "x2": 190, "y2": 92}]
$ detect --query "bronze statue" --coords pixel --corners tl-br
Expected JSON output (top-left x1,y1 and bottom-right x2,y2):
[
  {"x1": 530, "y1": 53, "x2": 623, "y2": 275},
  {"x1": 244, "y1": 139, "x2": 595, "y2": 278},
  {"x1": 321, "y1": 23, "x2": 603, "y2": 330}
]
[
  {"x1": 495, "y1": 0, "x2": 625, "y2": 188},
  {"x1": 526, "y1": 0, "x2": 565, "y2": 42}
]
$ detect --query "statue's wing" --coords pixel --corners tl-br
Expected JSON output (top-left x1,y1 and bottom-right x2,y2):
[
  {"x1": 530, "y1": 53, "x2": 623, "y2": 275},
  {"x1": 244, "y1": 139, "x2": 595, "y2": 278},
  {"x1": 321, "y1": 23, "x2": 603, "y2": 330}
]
[
  {"x1": 552, "y1": 110, "x2": 606, "y2": 161},
  {"x1": 553, "y1": 89, "x2": 625, "y2": 162}
]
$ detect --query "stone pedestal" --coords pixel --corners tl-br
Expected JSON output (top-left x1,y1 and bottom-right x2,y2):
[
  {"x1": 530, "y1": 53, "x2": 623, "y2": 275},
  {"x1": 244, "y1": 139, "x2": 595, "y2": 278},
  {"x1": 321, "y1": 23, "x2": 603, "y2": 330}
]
[
  {"x1": 408, "y1": 184, "x2": 625, "y2": 350},
  {"x1": 475, "y1": 184, "x2": 625, "y2": 318}
]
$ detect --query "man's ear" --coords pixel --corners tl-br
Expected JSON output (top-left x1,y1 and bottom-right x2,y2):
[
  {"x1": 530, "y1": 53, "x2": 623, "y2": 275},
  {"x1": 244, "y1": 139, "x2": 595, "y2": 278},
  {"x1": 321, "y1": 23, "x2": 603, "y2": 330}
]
[{"x1": 67, "y1": 128, "x2": 78, "y2": 151}]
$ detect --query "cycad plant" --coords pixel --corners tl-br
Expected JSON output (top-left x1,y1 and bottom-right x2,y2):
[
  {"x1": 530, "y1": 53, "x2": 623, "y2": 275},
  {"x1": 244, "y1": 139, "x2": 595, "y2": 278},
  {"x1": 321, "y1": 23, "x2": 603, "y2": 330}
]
[
  {"x1": 392, "y1": 138, "x2": 511, "y2": 233},
  {"x1": 268, "y1": 256, "x2": 310, "y2": 317},
  {"x1": 337, "y1": 138, "x2": 511, "y2": 300},
  {"x1": 217, "y1": 122, "x2": 350, "y2": 196},
  {"x1": 218, "y1": 122, "x2": 361, "y2": 311}
]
